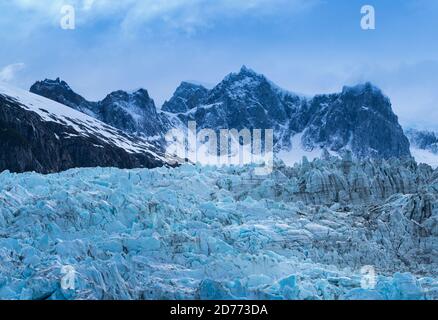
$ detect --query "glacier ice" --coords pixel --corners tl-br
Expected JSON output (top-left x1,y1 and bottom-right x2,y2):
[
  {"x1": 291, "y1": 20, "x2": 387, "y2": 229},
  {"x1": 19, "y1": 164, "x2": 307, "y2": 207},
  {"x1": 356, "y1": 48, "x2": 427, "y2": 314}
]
[{"x1": 0, "y1": 158, "x2": 437, "y2": 300}]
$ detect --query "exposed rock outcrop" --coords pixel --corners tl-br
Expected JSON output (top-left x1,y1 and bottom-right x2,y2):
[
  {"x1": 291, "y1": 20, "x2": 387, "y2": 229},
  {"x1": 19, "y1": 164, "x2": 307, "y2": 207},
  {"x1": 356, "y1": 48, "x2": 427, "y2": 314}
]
[
  {"x1": 30, "y1": 78, "x2": 172, "y2": 138},
  {"x1": 31, "y1": 67, "x2": 412, "y2": 161},
  {"x1": 0, "y1": 83, "x2": 171, "y2": 174},
  {"x1": 225, "y1": 156, "x2": 434, "y2": 206}
]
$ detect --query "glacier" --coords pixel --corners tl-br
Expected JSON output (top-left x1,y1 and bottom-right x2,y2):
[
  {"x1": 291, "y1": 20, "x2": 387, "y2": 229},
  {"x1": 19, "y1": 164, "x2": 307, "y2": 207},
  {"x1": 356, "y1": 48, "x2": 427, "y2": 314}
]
[{"x1": 0, "y1": 158, "x2": 437, "y2": 300}]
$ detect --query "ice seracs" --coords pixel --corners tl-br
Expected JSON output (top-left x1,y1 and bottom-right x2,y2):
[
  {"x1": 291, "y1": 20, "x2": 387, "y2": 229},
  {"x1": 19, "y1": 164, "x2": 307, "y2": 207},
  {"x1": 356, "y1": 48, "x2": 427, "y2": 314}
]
[
  {"x1": 31, "y1": 78, "x2": 172, "y2": 139},
  {"x1": 161, "y1": 67, "x2": 411, "y2": 161},
  {"x1": 0, "y1": 157, "x2": 436, "y2": 300}
]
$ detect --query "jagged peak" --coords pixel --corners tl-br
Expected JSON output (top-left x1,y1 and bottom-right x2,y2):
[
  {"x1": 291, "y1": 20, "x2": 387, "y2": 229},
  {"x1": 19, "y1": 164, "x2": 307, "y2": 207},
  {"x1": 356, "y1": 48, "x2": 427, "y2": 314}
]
[
  {"x1": 342, "y1": 82, "x2": 384, "y2": 96},
  {"x1": 174, "y1": 81, "x2": 208, "y2": 94},
  {"x1": 406, "y1": 128, "x2": 438, "y2": 136},
  {"x1": 32, "y1": 78, "x2": 73, "y2": 91},
  {"x1": 239, "y1": 65, "x2": 259, "y2": 76},
  {"x1": 102, "y1": 88, "x2": 156, "y2": 111},
  {"x1": 106, "y1": 89, "x2": 129, "y2": 98},
  {"x1": 29, "y1": 78, "x2": 89, "y2": 108},
  {"x1": 221, "y1": 65, "x2": 265, "y2": 83},
  {"x1": 105, "y1": 88, "x2": 151, "y2": 99}
]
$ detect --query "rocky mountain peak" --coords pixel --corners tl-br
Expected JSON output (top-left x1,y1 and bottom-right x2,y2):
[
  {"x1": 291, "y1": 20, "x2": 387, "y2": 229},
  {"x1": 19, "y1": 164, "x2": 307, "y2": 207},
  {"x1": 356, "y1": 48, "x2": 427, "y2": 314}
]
[
  {"x1": 0, "y1": 82, "x2": 169, "y2": 173},
  {"x1": 218, "y1": 65, "x2": 267, "y2": 90},
  {"x1": 133, "y1": 88, "x2": 151, "y2": 98},
  {"x1": 29, "y1": 69, "x2": 414, "y2": 161},
  {"x1": 239, "y1": 64, "x2": 259, "y2": 76},
  {"x1": 341, "y1": 82, "x2": 383, "y2": 96},
  {"x1": 30, "y1": 78, "x2": 95, "y2": 115},
  {"x1": 178, "y1": 81, "x2": 207, "y2": 91},
  {"x1": 30, "y1": 80, "x2": 169, "y2": 138},
  {"x1": 338, "y1": 82, "x2": 397, "y2": 123},
  {"x1": 162, "y1": 81, "x2": 209, "y2": 113},
  {"x1": 102, "y1": 88, "x2": 154, "y2": 110}
]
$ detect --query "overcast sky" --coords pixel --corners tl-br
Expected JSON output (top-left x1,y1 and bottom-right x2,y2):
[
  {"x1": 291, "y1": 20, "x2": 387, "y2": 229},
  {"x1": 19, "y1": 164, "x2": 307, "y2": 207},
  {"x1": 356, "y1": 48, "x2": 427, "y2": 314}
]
[{"x1": 1, "y1": 0, "x2": 437, "y2": 130}]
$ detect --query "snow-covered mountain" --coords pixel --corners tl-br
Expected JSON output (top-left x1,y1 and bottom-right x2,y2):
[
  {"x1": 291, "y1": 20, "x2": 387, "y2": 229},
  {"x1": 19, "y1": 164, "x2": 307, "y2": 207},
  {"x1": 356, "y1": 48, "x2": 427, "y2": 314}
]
[
  {"x1": 30, "y1": 78, "x2": 172, "y2": 139},
  {"x1": 31, "y1": 67, "x2": 411, "y2": 164},
  {"x1": 0, "y1": 82, "x2": 174, "y2": 173},
  {"x1": 162, "y1": 81, "x2": 209, "y2": 114},
  {"x1": 163, "y1": 66, "x2": 411, "y2": 161}
]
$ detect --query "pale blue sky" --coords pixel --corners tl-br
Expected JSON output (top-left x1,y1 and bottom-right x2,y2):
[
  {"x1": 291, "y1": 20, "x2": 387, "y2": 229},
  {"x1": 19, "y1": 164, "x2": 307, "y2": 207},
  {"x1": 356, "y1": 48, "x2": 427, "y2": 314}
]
[{"x1": 0, "y1": 0, "x2": 437, "y2": 129}]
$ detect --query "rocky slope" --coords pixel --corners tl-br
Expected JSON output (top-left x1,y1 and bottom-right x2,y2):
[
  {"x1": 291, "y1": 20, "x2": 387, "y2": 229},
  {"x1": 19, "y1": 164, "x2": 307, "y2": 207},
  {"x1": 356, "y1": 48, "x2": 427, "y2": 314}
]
[
  {"x1": 162, "y1": 81, "x2": 209, "y2": 114},
  {"x1": 163, "y1": 66, "x2": 411, "y2": 160},
  {"x1": 236, "y1": 154, "x2": 434, "y2": 206},
  {"x1": 0, "y1": 83, "x2": 173, "y2": 174},
  {"x1": 30, "y1": 78, "x2": 171, "y2": 139},
  {"x1": 31, "y1": 67, "x2": 411, "y2": 162}
]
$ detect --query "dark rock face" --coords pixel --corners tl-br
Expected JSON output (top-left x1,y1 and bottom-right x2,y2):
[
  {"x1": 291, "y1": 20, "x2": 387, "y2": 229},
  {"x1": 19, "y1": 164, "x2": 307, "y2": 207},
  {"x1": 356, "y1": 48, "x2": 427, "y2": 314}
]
[
  {"x1": 30, "y1": 78, "x2": 99, "y2": 116},
  {"x1": 0, "y1": 92, "x2": 168, "y2": 174},
  {"x1": 31, "y1": 79, "x2": 171, "y2": 138},
  {"x1": 163, "y1": 66, "x2": 411, "y2": 159},
  {"x1": 301, "y1": 83, "x2": 411, "y2": 159},
  {"x1": 30, "y1": 67, "x2": 412, "y2": 160},
  {"x1": 162, "y1": 82, "x2": 209, "y2": 113},
  {"x1": 98, "y1": 89, "x2": 171, "y2": 137},
  {"x1": 406, "y1": 128, "x2": 438, "y2": 154}
]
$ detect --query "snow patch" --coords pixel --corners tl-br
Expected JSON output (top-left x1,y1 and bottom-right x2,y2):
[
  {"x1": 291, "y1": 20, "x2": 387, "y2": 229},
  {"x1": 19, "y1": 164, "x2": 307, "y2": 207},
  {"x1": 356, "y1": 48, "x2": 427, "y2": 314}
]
[{"x1": 411, "y1": 148, "x2": 438, "y2": 168}]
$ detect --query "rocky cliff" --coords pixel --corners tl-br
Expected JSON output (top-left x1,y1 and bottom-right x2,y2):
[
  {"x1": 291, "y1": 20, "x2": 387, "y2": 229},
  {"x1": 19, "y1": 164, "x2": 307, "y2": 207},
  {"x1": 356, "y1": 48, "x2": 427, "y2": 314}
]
[
  {"x1": 31, "y1": 67, "x2": 412, "y2": 162},
  {"x1": 0, "y1": 83, "x2": 172, "y2": 174},
  {"x1": 30, "y1": 78, "x2": 171, "y2": 138},
  {"x1": 163, "y1": 66, "x2": 411, "y2": 160}
]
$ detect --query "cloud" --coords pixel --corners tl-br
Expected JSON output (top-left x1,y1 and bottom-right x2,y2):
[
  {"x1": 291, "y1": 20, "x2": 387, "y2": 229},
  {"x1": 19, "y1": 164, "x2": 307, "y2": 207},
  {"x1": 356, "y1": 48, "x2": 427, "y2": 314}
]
[
  {"x1": 0, "y1": 63, "x2": 26, "y2": 82},
  {"x1": 7, "y1": 0, "x2": 317, "y2": 33}
]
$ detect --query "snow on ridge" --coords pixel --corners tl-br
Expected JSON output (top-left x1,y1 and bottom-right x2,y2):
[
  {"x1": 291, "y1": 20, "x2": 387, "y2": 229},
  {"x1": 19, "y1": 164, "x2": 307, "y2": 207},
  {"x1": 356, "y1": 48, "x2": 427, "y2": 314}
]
[{"x1": 0, "y1": 82, "x2": 165, "y2": 159}]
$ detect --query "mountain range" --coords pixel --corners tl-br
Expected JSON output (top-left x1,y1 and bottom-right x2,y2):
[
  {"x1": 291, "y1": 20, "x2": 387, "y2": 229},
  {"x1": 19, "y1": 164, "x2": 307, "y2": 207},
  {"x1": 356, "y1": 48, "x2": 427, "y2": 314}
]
[
  {"x1": 0, "y1": 83, "x2": 173, "y2": 173},
  {"x1": 1, "y1": 66, "x2": 435, "y2": 173},
  {"x1": 161, "y1": 66, "x2": 410, "y2": 160},
  {"x1": 406, "y1": 128, "x2": 438, "y2": 168}
]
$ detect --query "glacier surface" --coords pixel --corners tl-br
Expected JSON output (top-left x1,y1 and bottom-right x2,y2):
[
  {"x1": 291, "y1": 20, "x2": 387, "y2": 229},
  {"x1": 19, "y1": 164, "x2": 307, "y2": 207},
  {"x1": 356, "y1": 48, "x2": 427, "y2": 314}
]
[{"x1": 0, "y1": 158, "x2": 437, "y2": 300}]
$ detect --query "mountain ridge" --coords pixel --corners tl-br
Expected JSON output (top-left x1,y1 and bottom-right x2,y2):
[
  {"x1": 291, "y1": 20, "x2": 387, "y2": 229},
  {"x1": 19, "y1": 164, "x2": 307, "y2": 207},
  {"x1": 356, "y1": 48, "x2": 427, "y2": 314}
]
[
  {"x1": 30, "y1": 78, "x2": 172, "y2": 139},
  {"x1": 28, "y1": 66, "x2": 412, "y2": 167},
  {"x1": 162, "y1": 67, "x2": 411, "y2": 160},
  {"x1": 0, "y1": 82, "x2": 174, "y2": 173}
]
